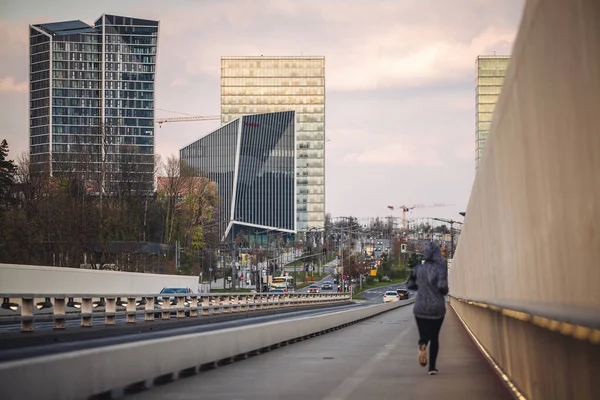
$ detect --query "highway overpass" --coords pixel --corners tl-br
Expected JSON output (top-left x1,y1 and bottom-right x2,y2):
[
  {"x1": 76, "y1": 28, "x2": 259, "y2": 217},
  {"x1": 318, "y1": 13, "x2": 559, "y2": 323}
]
[{"x1": 1, "y1": 0, "x2": 599, "y2": 399}]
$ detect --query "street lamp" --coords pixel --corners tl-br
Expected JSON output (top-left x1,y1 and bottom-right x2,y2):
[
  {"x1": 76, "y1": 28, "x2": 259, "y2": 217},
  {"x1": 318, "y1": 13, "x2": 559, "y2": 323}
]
[{"x1": 432, "y1": 217, "x2": 463, "y2": 258}]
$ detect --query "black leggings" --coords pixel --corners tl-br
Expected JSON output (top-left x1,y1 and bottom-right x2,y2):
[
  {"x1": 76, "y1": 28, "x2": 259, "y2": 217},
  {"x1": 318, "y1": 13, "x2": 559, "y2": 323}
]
[{"x1": 415, "y1": 317, "x2": 444, "y2": 370}]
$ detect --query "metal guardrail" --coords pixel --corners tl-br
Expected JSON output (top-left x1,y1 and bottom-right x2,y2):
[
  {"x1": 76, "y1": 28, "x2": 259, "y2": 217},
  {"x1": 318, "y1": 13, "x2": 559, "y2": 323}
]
[
  {"x1": 449, "y1": 295, "x2": 600, "y2": 345},
  {"x1": 0, "y1": 292, "x2": 352, "y2": 333}
]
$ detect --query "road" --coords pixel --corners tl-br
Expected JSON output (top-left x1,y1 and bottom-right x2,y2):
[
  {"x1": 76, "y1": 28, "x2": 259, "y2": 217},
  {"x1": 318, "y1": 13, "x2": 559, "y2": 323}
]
[
  {"x1": 295, "y1": 259, "x2": 338, "y2": 293},
  {"x1": 0, "y1": 302, "x2": 367, "y2": 363},
  {"x1": 358, "y1": 282, "x2": 411, "y2": 302},
  {"x1": 0, "y1": 314, "x2": 149, "y2": 334},
  {"x1": 127, "y1": 303, "x2": 506, "y2": 400}
]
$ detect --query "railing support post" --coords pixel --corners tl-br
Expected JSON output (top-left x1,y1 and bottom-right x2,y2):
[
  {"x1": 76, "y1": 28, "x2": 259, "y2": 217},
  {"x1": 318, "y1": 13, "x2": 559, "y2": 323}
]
[
  {"x1": 53, "y1": 297, "x2": 66, "y2": 330},
  {"x1": 126, "y1": 297, "x2": 137, "y2": 324},
  {"x1": 81, "y1": 297, "x2": 93, "y2": 327},
  {"x1": 105, "y1": 297, "x2": 117, "y2": 325},
  {"x1": 144, "y1": 296, "x2": 155, "y2": 321},
  {"x1": 20, "y1": 297, "x2": 34, "y2": 332}
]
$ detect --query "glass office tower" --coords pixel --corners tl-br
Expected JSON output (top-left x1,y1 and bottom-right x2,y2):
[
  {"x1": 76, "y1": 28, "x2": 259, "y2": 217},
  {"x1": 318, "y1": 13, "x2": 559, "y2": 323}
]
[
  {"x1": 180, "y1": 111, "x2": 296, "y2": 241},
  {"x1": 29, "y1": 14, "x2": 159, "y2": 192},
  {"x1": 475, "y1": 55, "x2": 510, "y2": 169},
  {"x1": 221, "y1": 56, "x2": 325, "y2": 232}
]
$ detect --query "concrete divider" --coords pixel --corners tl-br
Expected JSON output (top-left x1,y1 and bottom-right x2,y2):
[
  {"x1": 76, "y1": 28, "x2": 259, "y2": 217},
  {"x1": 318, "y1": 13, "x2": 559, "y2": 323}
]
[
  {"x1": 0, "y1": 299, "x2": 414, "y2": 400},
  {"x1": 0, "y1": 264, "x2": 199, "y2": 295}
]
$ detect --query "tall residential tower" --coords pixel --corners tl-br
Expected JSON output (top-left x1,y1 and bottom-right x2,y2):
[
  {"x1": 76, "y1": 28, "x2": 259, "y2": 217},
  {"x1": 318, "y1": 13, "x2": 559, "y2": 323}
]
[
  {"x1": 29, "y1": 14, "x2": 159, "y2": 192},
  {"x1": 221, "y1": 56, "x2": 325, "y2": 231},
  {"x1": 475, "y1": 55, "x2": 510, "y2": 169}
]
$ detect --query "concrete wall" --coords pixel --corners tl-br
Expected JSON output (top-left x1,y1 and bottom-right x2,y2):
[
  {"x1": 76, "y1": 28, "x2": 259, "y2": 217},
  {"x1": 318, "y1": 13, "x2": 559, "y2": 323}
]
[
  {"x1": 451, "y1": 0, "x2": 600, "y2": 398},
  {"x1": 0, "y1": 264, "x2": 199, "y2": 294},
  {"x1": 452, "y1": 0, "x2": 600, "y2": 310}
]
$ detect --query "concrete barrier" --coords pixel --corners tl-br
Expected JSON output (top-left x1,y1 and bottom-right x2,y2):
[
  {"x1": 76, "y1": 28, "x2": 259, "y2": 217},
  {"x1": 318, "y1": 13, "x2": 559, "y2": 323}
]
[
  {"x1": 0, "y1": 264, "x2": 198, "y2": 295},
  {"x1": 0, "y1": 299, "x2": 413, "y2": 400},
  {"x1": 450, "y1": 0, "x2": 600, "y2": 398}
]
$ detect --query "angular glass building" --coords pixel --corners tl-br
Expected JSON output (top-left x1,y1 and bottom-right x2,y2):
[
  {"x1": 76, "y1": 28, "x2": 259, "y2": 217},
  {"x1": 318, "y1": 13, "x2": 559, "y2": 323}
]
[
  {"x1": 180, "y1": 111, "x2": 296, "y2": 240},
  {"x1": 475, "y1": 55, "x2": 510, "y2": 169},
  {"x1": 29, "y1": 14, "x2": 159, "y2": 192},
  {"x1": 221, "y1": 56, "x2": 325, "y2": 232}
]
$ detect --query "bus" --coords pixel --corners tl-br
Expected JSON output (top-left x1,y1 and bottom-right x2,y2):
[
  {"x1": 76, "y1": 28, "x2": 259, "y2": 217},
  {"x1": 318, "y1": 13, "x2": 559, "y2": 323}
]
[{"x1": 271, "y1": 276, "x2": 294, "y2": 292}]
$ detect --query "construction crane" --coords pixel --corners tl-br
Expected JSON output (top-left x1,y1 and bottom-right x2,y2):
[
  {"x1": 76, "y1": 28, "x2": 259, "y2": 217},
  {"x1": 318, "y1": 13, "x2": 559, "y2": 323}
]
[
  {"x1": 387, "y1": 203, "x2": 454, "y2": 231},
  {"x1": 155, "y1": 115, "x2": 221, "y2": 127}
]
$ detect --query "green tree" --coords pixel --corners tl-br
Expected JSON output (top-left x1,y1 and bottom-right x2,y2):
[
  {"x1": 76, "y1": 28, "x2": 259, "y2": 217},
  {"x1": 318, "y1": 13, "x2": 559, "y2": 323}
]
[{"x1": 0, "y1": 139, "x2": 17, "y2": 208}]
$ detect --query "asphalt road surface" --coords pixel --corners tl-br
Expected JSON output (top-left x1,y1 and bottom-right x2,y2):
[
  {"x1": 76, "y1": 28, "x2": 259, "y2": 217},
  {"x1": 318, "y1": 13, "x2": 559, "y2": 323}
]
[
  {"x1": 126, "y1": 301, "x2": 506, "y2": 400},
  {"x1": 0, "y1": 302, "x2": 368, "y2": 363}
]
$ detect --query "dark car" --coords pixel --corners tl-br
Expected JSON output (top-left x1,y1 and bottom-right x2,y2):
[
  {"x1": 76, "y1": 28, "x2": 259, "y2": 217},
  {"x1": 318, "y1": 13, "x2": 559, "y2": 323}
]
[
  {"x1": 396, "y1": 289, "x2": 409, "y2": 300},
  {"x1": 333, "y1": 277, "x2": 339, "y2": 284},
  {"x1": 321, "y1": 281, "x2": 333, "y2": 290}
]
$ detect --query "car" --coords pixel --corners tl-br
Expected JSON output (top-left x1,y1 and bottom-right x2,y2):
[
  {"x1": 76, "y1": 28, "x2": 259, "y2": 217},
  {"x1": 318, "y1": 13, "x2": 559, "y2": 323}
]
[
  {"x1": 321, "y1": 281, "x2": 333, "y2": 290},
  {"x1": 154, "y1": 287, "x2": 194, "y2": 317},
  {"x1": 396, "y1": 289, "x2": 409, "y2": 300},
  {"x1": 156, "y1": 287, "x2": 194, "y2": 305},
  {"x1": 333, "y1": 277, "x2": 339, "y2": 284},
  {"x1": 383, "y1": 291, "x2": 400, "y2": 303},
  {"x1": 308, "y1": 285, "x2": 320, "y2": 293}
]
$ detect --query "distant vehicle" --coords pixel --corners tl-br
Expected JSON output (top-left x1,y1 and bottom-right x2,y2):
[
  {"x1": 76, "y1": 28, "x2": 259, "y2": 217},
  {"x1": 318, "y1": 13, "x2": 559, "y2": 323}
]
[
  {"x1": 154, "y1": 287, "x2": 194, "y2": 317},
  {"x1": 396, "y1": 289, "x2": 409, "y2": 300},
  {"x1": 157, "y1": 287, "x2": 194, "y2": 305},
  {"x1": 271, "y1": 276, "x2": 294, "y2": 293},
  {"x1": 321, "y1": 281, "x2": 333, "y2": 290},
  {"x1": 308, "y1": 285, "x2": 320, "y2": 294},
  {"x1": 383, "y1": 291, "x2": 399, "y2": 303},
  {"x1": 333, "y1": 277, "x2": 339, "y2": 284}
]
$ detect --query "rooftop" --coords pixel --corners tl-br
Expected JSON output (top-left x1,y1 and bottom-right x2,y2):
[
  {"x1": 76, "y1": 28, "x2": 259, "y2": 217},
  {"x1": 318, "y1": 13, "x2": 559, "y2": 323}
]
[{"x1": 34, "y1": 20, "x2": 97, "y2": 36}]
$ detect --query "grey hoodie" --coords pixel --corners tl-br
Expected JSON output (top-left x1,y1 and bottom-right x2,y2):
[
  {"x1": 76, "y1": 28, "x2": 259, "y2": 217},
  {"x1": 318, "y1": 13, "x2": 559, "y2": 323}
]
[{"x1": 409, "y1": 242, "x2": 449, "y2": 319}]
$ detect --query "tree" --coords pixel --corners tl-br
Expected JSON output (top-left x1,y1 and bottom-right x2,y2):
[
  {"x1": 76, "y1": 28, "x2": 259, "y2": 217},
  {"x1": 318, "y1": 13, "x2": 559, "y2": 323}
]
[{"x1": 0, "y1": 139, "x2": 17, "y2": 208}]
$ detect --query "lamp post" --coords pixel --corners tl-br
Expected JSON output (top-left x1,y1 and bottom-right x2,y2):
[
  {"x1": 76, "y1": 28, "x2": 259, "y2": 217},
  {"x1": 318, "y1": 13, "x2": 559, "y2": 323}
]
[
  {"x1": 432, "y1": 217, "x2": 463, "y2": 258},
  {"x1": 253, "y1": 228, "x2": 273, "y2": 292}
]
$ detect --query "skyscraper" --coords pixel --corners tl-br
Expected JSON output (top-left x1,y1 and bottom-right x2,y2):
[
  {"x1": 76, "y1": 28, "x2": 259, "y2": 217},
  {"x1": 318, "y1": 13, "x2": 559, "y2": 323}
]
[
  {"x1": 29, "y1": 14, "x2": 159, "y2": 192},
  {"x1": 221, "y1": 56, "x2": 325, "y2": 232},
  {"x1": 475, "y1": 55, "x2": 510, "y2": 169},
  {"x1": 180, "y1": 111, "x2": 296, "y2": 240}
]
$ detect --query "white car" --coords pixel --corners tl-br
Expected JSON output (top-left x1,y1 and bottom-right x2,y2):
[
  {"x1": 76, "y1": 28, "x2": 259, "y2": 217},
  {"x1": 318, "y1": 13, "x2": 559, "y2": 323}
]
[{"x1": 383, "y1": 291, "x2": 400, "y2": 303}]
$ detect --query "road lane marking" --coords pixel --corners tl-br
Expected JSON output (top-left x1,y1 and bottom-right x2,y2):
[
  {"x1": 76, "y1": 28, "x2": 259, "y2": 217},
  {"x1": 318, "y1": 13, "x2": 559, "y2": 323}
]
[{"x1": 321, "y1": 318, "x2": 414, "y2": 400}]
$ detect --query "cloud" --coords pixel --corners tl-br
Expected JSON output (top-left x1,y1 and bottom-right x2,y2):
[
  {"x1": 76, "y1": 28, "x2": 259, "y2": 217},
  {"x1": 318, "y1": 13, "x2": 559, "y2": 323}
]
[
  {"x1": 0, "y1": 0, "x2": 523, "y2": 220},
  {"x1": 342, "y1": 142, "x2": 443, "y2": 167},
  {"x1": 147, "y1": 0, "x2": 522, "y2": 91},
  {"x1": 169, "y1": 77, "x2": 188, "y2": 87},
  {"x1": 0, "y1": 77, "x2": 27, "y2": 93}
]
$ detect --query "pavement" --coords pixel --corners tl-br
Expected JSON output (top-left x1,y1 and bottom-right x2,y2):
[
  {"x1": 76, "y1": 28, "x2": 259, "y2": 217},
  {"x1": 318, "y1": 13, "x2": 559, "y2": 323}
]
[{"x1": 128, "y1": 303, "x2": 508, "y2": 400}]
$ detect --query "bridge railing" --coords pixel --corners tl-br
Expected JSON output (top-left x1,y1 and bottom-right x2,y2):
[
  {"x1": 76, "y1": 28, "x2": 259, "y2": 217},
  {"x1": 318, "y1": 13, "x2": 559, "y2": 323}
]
[{"x1": 0, "y1": 292, "x2": 351, "y2": 332}]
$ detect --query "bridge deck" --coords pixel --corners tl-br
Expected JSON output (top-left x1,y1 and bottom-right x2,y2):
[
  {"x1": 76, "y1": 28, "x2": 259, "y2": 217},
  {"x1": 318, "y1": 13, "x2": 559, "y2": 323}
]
[{"x1": 129, "y1": 303, "x2": 509, "y2": 400}]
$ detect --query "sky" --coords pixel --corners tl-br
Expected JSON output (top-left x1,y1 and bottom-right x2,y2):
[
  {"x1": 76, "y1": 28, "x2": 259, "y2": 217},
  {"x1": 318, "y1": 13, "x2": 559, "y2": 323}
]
[{"x1": 0, "y1": 0, "x2": 525, "y2": 222}]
